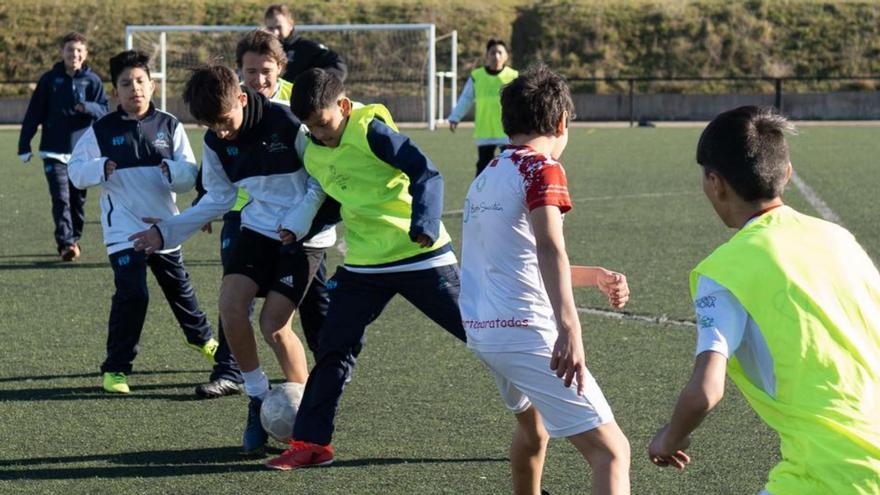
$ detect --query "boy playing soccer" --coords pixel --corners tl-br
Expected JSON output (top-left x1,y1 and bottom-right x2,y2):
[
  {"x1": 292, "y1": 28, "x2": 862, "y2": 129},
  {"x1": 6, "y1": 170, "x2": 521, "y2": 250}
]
[
  {"x1": 264, "y1": 68, "x2": 466, "y2": 470},
  {"x1": 195, "y1": 29, "x2": 332, "y2": 399},
  {"x1": 68, "y1": 50, "x2": 217, "y2": 394},
  {"x1": 648, "y1": 106, "x2": 880, "y2": 494},
  {"x1": 129, "y1": 65, "x2": 338, "y2": 453},
  {"x1": 460, "y1": 65, "x2": 632, "y2": 494},
  {"x1": 19, "y1": 31, "x2": 108, "y2": 261}
]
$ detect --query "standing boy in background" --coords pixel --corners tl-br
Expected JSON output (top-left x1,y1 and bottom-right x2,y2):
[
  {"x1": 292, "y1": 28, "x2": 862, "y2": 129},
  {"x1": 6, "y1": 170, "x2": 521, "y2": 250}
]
[
  {"x1": 448, "y1": 39, "x2": 518, "y2": 176},
  {"x1": 18, "y1": 31, "x2": 108, "y2": 261},
  {"x1": 264, "y1": 4, "x2": 347, "y2": 83},
  {"x1": 68, "y1": 51, "x2": 217, "y2": 394},
  {"x1": 459, "y1": 64, "x2": 631, "y2": 495},
  {"x1": 648, "y1": 106, "x2": 880, "y2": 494}
]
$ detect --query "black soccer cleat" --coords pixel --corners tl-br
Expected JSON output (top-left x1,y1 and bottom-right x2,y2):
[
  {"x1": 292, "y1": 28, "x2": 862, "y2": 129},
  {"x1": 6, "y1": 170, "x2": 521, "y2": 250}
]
[{"x1": 195, "y1": 378, "x2": 244, "y2": 399}]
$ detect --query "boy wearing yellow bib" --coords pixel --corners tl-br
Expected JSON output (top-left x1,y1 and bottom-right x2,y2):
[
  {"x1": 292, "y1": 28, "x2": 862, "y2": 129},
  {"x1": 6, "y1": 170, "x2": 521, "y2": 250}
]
[
  {"x1": 648, "y1": 106, "x2": 880, "y2": 495},
  {"x1": 265, "y1": 68, "x2": 467, "y2": 470}
]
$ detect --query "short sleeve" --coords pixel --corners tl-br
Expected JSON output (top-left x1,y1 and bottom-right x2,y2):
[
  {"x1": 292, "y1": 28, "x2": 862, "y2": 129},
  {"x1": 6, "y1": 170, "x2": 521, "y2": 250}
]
[
  {"x1": 522, "y1": 160, "x2": 572, "y2": 213},
  {"x1": 693, "y1": 276, "x2": 748, "y2": 358}
]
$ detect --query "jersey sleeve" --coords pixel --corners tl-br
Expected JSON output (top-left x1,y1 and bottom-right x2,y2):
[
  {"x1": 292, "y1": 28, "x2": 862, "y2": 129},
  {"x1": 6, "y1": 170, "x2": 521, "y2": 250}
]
[
  {"x1": 522, "y1": 160, "x2": 572, "y2": 213},
  {"x1": 693, "y1": 275, "x2": 748, "y2": 358}
]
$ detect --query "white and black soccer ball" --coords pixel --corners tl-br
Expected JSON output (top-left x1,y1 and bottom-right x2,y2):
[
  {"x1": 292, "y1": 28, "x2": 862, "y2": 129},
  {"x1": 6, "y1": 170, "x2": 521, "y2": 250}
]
[{"x1": 260, "y1": 382, "x2": 304, "y2": 442}]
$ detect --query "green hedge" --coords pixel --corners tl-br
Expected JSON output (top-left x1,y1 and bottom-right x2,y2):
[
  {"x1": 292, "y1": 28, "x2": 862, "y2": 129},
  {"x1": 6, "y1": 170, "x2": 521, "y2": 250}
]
[{"x1": 1, "y1": 0, "x2": 878, "y2": 96}]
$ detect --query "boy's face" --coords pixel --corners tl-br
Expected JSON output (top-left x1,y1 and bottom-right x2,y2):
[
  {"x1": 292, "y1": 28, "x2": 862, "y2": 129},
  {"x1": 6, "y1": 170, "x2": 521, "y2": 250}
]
[
  {"x1": 62, "y1": 41, "x2": 87, "y2": 72},
  {"x1": 206, "y1": 92, "x2": 247, "y2": 141},
  {"x1": 486, "y1": 45, "x2": 508, "y2": 71},
  {"x1": 303, "y1": 97, "x2": 352, "y2": 148},
  {"x1": 266, "y1": 14, "x2": 293, "y2": 39},
  {"x1": 113, "y1": 67, "x2": 154, "y2": 117},
  {"x1": 241, "y1": 52, "x2": 282, "y2": 98}
]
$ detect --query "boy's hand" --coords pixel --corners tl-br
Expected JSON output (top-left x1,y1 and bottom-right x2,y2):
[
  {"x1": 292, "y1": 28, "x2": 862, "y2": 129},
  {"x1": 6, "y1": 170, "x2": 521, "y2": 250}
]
[
  {"x1": 648, "y1": 424, "x2": 692, "y2": 471},
  {"x1": 129, "y1": 219, "x2": 164, "y2": 254},
  {"x1": 201, "y1": 223, "x2": 213, "y2": 234},
  {"x1": 74, "y1": 103, "x2": 85, "y2": 113},
  {"x1": 278, "y1": 227, "x2": 296, "y2": 245},
  {"x1": 159, "y1": 161, "x2": 171, "y2": 182},
  {"x1": 105, "y1": 160, "x2": 117, "y2": 179},
  {"x1": 597, "y1": 270, "x2": 630, "y2": 309},
  {"x1": 448, "y1": 120, "x2": 458, "y2": 133},
  {"x1": 550, "y1": 329, "x2": 587, "y2": 396},
  {"x1": 414, "y1": 233, "x2": 433, "y2": 248},
  {"x1": 19, "y1": 152, "x2": 32, "y2": 163}
]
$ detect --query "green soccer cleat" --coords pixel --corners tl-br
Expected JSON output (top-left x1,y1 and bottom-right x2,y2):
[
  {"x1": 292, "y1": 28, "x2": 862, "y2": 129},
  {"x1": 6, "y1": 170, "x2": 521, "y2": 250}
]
[
  {"x1": 188, "y1": 338, "x2": 219, "y2": 363},
  {"x1": 102, "y1": 372, "x2": 130, "y2": 394}
]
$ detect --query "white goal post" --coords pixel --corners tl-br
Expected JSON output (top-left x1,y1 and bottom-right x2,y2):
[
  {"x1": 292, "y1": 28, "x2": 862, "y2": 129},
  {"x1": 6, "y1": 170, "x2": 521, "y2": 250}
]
[{"x1": 125, "y1": 24, "x2": 457, "y2": 129}]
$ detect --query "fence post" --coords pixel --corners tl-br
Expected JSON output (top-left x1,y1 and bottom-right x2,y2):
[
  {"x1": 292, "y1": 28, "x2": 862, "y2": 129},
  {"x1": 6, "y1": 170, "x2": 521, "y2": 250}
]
[
  {"x1": 628, "y1": 79, "x2": 635, "y2": 127},
  {"x1": 774, "y1": 78, "x2": 783, "y2": 112}
]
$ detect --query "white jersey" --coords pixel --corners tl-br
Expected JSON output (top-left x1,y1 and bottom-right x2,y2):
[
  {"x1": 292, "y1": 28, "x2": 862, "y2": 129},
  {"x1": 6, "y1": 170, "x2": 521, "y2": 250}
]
[{"x1": 460, "y1": 145, "x2": 573, "y2": 352}]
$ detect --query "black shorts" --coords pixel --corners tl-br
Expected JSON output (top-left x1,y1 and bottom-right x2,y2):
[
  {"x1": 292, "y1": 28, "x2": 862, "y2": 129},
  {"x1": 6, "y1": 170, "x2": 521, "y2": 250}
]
[{"x1": 225, "y1": 228, "x2": 325, "y2": 304}]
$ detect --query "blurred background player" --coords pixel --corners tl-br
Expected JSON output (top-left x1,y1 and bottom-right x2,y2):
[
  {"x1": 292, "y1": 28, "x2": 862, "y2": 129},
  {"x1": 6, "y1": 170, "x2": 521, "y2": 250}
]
[
  {"x1": 194, "y1": 29, "x2": 333, "y2": 399},
  {"x1": 18, "y1": 31, "x2": 108, "y2": 261},
  {"x1": 448, "y1": 39, "x2": 518, "y2": 177},
  {"x1": 648, "y1": 106, "x2": 880, "y2": 494},
  {"x1": 265, "y1": 68, "x2": 466, "y2": 470},
  {"x1": 460, "y1": 64, "x2": 631, "y2": 495},
  {"x1": 130, "y1": 65, "x2": 338, "y2": 453},
  {"x1": 68, "y1": 50, "x2": 217, "y2": 394},
  {"x1": 264, "y1": 4, "x2": 348, "y2": 83}
]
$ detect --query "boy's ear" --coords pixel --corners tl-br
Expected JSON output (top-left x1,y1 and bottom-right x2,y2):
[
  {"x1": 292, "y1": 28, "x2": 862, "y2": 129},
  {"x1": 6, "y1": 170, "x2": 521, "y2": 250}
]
[
  {"x1": 239, "y1": 91, "x2": 248, "y2": 107},
  {"x1": 555, "y1": 111, "x2": 568, "y2": 137},
  {"x1": 111, "y1": 86, "x2": 118, "y2": 100},
  {"x1": 783, "y1": 162, "x2": 793, "y2": 185},
  {"x1": 339, "y1": 96, "x2": 353, "y2": 117},
  {"x1": 705, "y1": 169, "x2": 728, "y2": 201},
  {"x1": 150, "y1": 79, "x2": 157, "y2": 93}
]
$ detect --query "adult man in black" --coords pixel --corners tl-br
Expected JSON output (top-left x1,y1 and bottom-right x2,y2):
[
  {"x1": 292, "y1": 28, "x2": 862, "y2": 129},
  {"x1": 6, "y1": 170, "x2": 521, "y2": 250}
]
[{"x1": 264, "y1": 4, "x2": 348, "y2": 83}]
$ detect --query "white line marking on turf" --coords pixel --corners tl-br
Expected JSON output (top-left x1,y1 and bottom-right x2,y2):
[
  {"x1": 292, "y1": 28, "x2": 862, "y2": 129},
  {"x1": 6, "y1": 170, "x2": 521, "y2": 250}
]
[
  {"x1": 789, "y1": 170, "x2": 843, "y2": 224},
  {"x1": 578, "y1": 307, "x2": 696, "y2": 328},
  {"x1": 443, "y1": 191, "x2": 698, "y2": 216}
]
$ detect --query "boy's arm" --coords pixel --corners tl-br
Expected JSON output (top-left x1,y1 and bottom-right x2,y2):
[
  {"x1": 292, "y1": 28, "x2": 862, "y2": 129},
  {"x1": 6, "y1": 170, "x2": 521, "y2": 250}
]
[
  {"x1": 18, "y1": 74, "x2": 50, "y2": 157},
  {"x1": 79, "y1": 78, "x2": 109, "y2": 119},
  {"x1": 279, "y1": 125, "x2": 327, "y2": 242},
  {"x1": 448, "y1": 77, "x2": 475, "y2": 126},
  {"x1": 68, "y1": 127, "x2": 109, "y2": 189},
  {"x1": 130, "y1": 144, "x2": 237, "y2": 253},
  {"x1": 366, "y1": 119, "x2": 444, "y2": 245},
  {"x1": 570, "y1": 265, "x2": 630, "y2": 308},
  {"x1": 648, "y1": 351, "x2": 727, "y2": 470},
  {"x1": 530, "y1": 205, "x2": 587, "y2": 395},
  {"x1": 162, "y1": 122, "x2": 198, "y2": 193}
]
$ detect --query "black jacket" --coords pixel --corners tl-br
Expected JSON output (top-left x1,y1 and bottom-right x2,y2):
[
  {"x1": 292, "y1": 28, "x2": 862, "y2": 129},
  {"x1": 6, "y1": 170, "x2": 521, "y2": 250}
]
[{"x1": 280, "y1": 34, "x2": 347, "y2": 83}]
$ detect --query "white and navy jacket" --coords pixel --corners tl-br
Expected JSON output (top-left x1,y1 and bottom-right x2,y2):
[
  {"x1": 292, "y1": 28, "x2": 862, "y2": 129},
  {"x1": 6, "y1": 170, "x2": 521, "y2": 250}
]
[
  {"x1": 157, "y1": 92, "x2": 335, "y2": 250},
  {"x1": 69, "y1": 104, "x2": 197, "y2": 255}
]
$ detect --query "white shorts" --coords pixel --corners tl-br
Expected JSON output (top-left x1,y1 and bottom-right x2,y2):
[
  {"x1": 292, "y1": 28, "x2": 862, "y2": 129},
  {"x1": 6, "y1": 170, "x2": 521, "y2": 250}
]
[{"x1": 472, "y1": 347, "x2": 615, "y2": 438}]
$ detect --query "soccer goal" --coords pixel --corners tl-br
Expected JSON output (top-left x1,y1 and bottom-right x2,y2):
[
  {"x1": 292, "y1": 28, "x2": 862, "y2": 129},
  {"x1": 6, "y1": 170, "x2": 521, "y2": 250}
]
[{"x1": 125, "y1": 24, "x2": 457, "y2": 129}]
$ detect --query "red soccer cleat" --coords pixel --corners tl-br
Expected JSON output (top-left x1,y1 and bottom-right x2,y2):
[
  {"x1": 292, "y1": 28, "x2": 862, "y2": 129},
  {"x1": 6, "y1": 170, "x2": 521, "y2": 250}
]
[{"x1": 265, "y1": 439, "x2": 335, "y2": 471}]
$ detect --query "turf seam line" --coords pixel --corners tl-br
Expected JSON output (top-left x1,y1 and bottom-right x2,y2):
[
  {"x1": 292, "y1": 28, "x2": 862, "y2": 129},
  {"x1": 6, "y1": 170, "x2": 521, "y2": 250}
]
[
  {"x1": 578, "y1": 306, "x2": 696, "y2": 327},
  {"x1": 789, "y1": 170, "x2": 843, "y2": 225}
]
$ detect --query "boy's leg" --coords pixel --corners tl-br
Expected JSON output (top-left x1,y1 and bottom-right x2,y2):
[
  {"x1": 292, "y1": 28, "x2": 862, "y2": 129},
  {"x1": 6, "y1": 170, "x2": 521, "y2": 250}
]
[
  {"x1": 567, "y1": 422, "x2": 631, "y2": 495},
  {"x1": 69, "y1": 181, "x2": 87, "y2": 244},
  {"x1": 297, "y1": 253, "x2": 330, "y2": 356},
  {"x1": 396, "y1": 263, "x2": 467, "y2": 342},
  {"x1": 290, "y1": 268, "x2": 396, "y2": 446},
  {"x1": 219, "y1": 274, "x2": 261, "y2": 373},
  {"x1": 512, "y1": 406, "x2": 550, "y2": 495},
  {"x1": 476, "y1": 145, "x2": 497, "y2": 176},
  {"x1": 146, "y1": 249, "x2": 214, "y2": 350},
  {"x1": 42, "y1": 159, "x2": 75, "y2": 253},
  {"x1": 102, "y1": 249, "x2": 149, "y2": 379}
]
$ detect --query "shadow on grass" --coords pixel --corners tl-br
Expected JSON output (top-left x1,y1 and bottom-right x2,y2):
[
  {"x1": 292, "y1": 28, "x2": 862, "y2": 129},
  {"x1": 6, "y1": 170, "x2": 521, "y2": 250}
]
[
  {"x1": 0, "y1": 253, "x2": 60, "y2": 259},
  {"x1": 0, "y1": 446, "x2": 507, "y2": 480},
  {"x1": 0, "y1": 369, "x2": 206, "y2": 384},
  {"x1": 0, "y1": 383, "x2": 204, "y2": 402},
  {"x1": 0, "y1": 259, "x2": 220, "y2": 271}
]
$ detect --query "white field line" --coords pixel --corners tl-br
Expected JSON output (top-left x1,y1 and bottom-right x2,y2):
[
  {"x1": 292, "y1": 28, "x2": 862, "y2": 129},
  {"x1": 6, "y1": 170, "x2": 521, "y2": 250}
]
[
  {"x1": 444, "y1": 191, "x2": 698, "y2": 216},
  {"x1": 789, "y1": 170, "x2": 843, "y2": 224},
  {"x1": 578, "y1": 307, "x2": 696, "y2": 328}
]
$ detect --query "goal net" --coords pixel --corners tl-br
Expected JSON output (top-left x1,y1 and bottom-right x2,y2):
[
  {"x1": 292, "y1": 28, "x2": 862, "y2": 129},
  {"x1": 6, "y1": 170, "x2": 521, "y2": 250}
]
[{"x1": 125, "y1": 24, "x2": 457, "y2": 129}]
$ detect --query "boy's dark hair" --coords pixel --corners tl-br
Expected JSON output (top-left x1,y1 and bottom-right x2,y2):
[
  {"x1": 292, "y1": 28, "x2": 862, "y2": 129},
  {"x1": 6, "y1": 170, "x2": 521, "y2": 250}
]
[
  {"x1": 61, "y1": 31, "x2": 87, "y2": 47},
  {"x1": 109, "y1": 50, "x2": 151, "y2": 87},
  {"x1": 289, "y1": 68, "x2": 345, "y2": 121},
  {"x1": 264, "y1": 4, "x2": 292, "y2": 20},
  {"x1": 486, "y1": 38, "x2": 508, "y2": 53},
  {"x1": 501, "y1": 64, "x2": 574, "y2": 136},
  {"x1": 183, "y1": 65, "x2": 242, "y2": 124},
  {"x1": 236, "y1": 29, "x2": 287, "y2": 69},
  {"x1": 697, "y1": 106, "x2": 796, "y2": 201}
]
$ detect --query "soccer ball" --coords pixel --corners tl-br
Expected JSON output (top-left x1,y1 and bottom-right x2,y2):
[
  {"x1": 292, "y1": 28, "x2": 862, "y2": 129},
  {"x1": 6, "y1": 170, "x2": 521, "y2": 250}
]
[{"x1": 260, "y1": 382, "x2": 304, "y2": 442}]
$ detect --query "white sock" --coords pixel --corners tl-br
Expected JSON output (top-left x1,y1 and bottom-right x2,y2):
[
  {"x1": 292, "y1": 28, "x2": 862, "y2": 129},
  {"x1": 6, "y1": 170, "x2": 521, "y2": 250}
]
[{"x1": 241, "y1": 367, "x2": 270, "y2": 400}]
